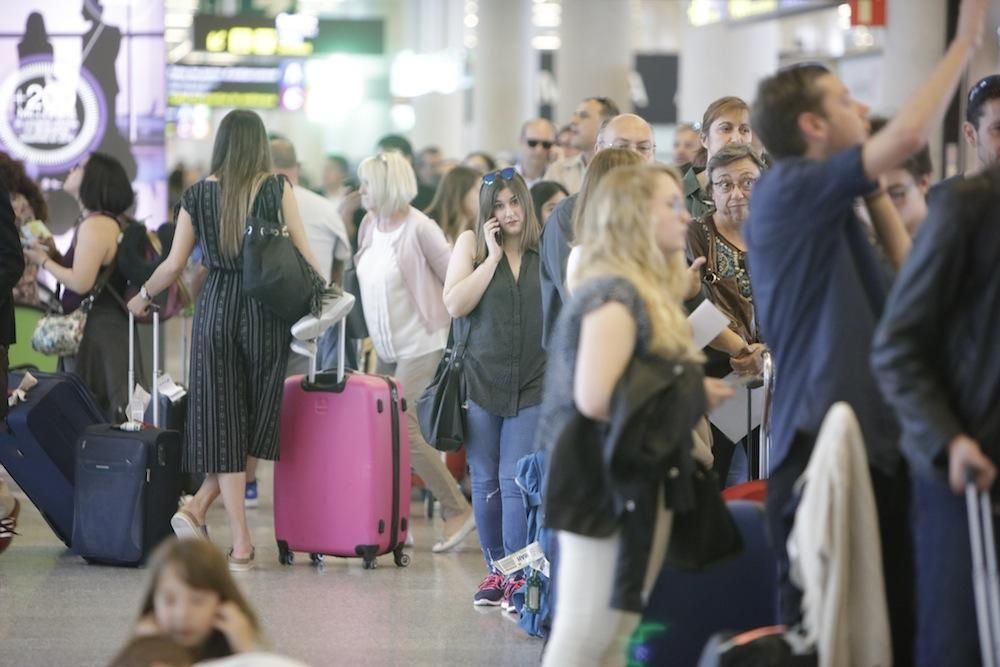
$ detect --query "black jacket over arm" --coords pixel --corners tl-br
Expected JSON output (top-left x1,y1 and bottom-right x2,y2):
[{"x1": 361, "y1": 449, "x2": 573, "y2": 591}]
[
  {"x1": 0, "y1": 191, "x2": 24, "y2": 345},
  {"x1": 873, "y1": 168, "x2": 1000, "y2": 478}
]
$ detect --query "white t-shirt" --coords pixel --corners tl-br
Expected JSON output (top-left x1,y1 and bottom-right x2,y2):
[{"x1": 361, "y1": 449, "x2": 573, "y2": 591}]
[
  {"x1": 357, "y1": 225, "x2": 447, "y2": 363},
  {"x1": 293, "y1": 186, "x2": 351, "y2": 284}
]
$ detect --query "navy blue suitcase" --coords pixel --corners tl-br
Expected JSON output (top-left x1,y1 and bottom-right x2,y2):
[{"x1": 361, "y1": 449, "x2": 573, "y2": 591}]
[
  {"x1": 72, "y1": 310, "x2": 183, "y2": 566},
  {"x1": 629, "y1": 501, "x2": 780, "y2": 666},
  {"x1": 1, "y1": 370, "x2": 104, "y2": 546},
  {"x1": 72, "y1": 424, "x2": 181, "y2": 565}
]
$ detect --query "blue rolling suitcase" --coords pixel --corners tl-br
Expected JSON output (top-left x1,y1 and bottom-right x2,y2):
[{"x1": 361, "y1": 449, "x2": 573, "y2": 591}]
[
  {"x1": 629, "y1": 501, "x2": 780, "y2": 666},
  {"x1": 72, "y1": 311, "x2": 182, "y2": 565},
  {"x1": 1, "y1": 369, "x2": 104, "y2": 546}
]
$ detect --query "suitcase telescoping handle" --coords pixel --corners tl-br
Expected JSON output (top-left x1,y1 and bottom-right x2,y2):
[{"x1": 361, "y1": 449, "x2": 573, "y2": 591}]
[
  {"x1": 758, "y1": 350, "x2": 774, "y2": 480},
  {"x1": 967, "y1": 468, "x2": 1000, "y2": 667},
  {"x1": 127, "y1": 307, "x2": 160, "y2": 427}
]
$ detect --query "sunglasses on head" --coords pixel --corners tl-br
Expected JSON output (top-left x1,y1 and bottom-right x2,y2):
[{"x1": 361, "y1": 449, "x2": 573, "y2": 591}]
[
  {"x1": 482, "y1": 167, "x2": 516, "y2": 186},
  {"x1": 526, "y1": 139, "x2": 554, "y2": 150}
]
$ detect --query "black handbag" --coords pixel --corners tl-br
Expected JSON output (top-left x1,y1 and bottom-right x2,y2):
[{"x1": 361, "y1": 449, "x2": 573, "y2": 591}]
[
  {"x1": 664, "y1": 465, "x2": 744, "y2": 571},
  {"x1": 242, "y1": 177, "x2": 319, "y2": 323},
  {"x1": 416, "y1": 318, "x2": 471, "y2": 452},
  {"x1": 342, "y1": 265, "x2": 368, "y2": 340}
]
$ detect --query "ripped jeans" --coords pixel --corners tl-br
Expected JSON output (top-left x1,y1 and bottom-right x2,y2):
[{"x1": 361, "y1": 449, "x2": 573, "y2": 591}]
[{"x1": 464, "y1": 399, "x2": 541, "y2": 571}]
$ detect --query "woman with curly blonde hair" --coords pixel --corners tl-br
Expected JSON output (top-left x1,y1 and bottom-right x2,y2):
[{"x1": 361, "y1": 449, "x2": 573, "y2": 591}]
[{"x1": 539, "y1": 164, "x2": 733, "y2": 666}]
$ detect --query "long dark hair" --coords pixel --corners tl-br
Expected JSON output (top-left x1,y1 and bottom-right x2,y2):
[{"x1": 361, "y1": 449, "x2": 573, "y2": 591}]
[
  {"x1": 474, "y1": 170, "x2": 539, "y2": 265},
  {"x1": 139, "y1": 540, "x2": 261, "y2": 661},
  {"x1": 209, "y1": 109, "x2": 272, "y2": 258},
  {"x1": 425, "y1": 165, "x2": 479, "y2": 242},
  {"x1": 529, "y1": 180, "x2": 569, "y2": 226}
]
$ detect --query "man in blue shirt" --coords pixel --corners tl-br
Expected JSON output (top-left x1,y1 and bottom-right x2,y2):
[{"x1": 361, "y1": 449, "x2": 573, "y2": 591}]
[{"x1": 745, "y1": 0, "x2": 987, "y2": 660}]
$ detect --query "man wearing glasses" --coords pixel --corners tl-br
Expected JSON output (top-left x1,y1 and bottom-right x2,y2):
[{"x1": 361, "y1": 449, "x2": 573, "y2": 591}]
[
  {"x1": 539, "y1": 113, "x2": 655, "y2": 349},
  {"x1": 515, "y1": 118, "x2": 557, "y2": 188},
  {"x1": 745, "y1": 0, "x2": 987, "y2": 662},
  {"x1": 544, "y1": 96, "x2": 620, "y2": 194}
]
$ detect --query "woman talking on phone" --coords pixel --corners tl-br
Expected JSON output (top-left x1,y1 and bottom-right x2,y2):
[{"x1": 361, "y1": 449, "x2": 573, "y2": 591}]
[{"x1": 443, "y1": 168, "x2": 545, "y2": 612}]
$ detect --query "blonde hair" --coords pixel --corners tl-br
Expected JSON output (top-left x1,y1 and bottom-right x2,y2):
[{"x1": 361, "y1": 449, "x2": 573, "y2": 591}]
[
  {"x1": 570, "y1": 148, "x2": 646, "y2": 242},
  {"x1": 358, "y1": 152, "x2": 418, "y2": 215},
  {"x1": 209, "y1": 110, "x2": 272, "y2": 259},
  {"x1": 474, "y1": 170, "x2": 540, "y2": 265},
  {"x1": 575, "y1": 164, "x2": 702, "y2": 362}
]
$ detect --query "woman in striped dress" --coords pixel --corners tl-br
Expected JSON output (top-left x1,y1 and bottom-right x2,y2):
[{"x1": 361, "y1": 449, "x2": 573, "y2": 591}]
[{"x1": 128, "y1": 110, "x2": 323, "y2": 571}]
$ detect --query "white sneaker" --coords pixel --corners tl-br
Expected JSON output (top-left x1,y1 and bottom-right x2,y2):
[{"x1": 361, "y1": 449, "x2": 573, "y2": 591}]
[{"x1": 432, "y1": 512, "x2": 476, "y2": 553}]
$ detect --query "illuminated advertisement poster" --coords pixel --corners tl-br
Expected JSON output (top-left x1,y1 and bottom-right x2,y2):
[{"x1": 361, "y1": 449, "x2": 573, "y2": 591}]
[{"x1": 0, "y1": 0, "x2": 166, "y2": 232}]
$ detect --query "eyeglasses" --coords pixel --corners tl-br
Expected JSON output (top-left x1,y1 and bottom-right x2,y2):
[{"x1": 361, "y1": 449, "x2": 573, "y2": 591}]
[
  {"x1": 482, "y1": 167, "x2": 516, "y2": 186},
  {"x1": 711, "y1": 177, "x2": 757, "y2": 195},
  {"x1": 610, "y1": 141, "x2": 655, "y2": 156},
  {"x1": 525, "y1": 139, "x2": 554, "y2": 150}
]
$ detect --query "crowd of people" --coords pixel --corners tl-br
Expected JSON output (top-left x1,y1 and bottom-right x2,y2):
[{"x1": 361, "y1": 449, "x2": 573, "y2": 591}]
[{"x1": 2, "y1": 0, "x2": 999, "y2": 663}]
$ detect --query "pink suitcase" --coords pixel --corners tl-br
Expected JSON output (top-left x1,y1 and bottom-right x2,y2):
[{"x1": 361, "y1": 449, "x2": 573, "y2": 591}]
[{"x1": 274, "y1": 313, "x2": 411, "y2": 569}]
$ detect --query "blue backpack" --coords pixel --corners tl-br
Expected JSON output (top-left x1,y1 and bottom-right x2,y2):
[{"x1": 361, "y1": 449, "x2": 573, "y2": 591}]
[{"x1": 514, "y1": 450, "x2": 554, "y2": 638}]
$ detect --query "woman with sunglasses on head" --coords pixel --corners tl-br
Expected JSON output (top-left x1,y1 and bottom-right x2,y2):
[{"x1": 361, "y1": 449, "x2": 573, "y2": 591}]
[
  {"x1": 443, "y1": 167, "x2": 545, "y2": 611},
  {"x1": 688, "y1": 143, "x2": 768, "y2": 486},
  {"x1": 354, "y1": 152, "x2": 476, "y2": 553}
]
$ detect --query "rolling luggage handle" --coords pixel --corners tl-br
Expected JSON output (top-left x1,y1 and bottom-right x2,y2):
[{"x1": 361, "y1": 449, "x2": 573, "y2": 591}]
[
  {"x1": 967, "y1": 468, "x2": 1000, "y2": 667},
  {"x1": 758, "y1": 351, "x2": 774, "y2": 480},
  {"x1": 125, "y1": 306, "x2": 160, "y2": 430}
]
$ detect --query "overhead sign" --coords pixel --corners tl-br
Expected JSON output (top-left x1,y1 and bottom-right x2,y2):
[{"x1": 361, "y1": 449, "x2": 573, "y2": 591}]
[
  {"x1": 687, "y1": 0, "x2": 838, "y2": 26},
  {"x1": 167, "y1": 64, "x2": 279, "y2": 108},
  {"x1": 192, "y1": 14, "x2": 384, "y2": 57}
]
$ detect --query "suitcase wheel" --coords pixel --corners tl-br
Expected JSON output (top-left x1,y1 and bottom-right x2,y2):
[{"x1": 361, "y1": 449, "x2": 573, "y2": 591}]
[
  {"x1": 394, "y1": 548, "x2": 410, "y2": 568},
  {"x1": 309, "y1": 553, "x2": 324, "y2": 565},
  {"x1": 277, "y1": 540, "x2": 294, "y2": 566},
  {"x1": 363, "y1": 558, "x2": 377, "y2": 570}
]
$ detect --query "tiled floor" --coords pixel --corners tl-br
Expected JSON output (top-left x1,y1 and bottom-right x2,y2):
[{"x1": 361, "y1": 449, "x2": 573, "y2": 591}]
[{"x1": 0, "y1": 462, "x2": 544, "y2": 666}]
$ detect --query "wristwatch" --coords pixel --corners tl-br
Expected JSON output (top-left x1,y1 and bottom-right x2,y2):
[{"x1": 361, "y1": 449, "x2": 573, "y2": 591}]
[{"x1": 140, "y1": 285, "x2": 150, "y2": 300}]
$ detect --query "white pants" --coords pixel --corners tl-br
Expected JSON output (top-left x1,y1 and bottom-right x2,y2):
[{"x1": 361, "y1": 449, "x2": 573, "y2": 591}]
[{"x1": 542, "y1": 498, "x2": 673, "y2": 667}]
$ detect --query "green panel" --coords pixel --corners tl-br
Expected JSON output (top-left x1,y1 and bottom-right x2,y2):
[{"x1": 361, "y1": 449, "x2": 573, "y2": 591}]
[{"x1": 10, "y1": 304, "x2": 59, "y2": 372}]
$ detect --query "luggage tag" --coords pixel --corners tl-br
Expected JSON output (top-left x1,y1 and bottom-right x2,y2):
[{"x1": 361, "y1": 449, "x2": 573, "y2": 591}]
[
  {"x1": 492, "y1": 541, "x2": 550, "y2": 578},
  {"x1": 524, "y1": 570, "x2": 542, "y2": 613},
  {"x1": 123, "y1": 384, "x2": 152, "y2": 430},
  {"x1": 156, "y1": 373, "x2": 187, "y2": 403}
]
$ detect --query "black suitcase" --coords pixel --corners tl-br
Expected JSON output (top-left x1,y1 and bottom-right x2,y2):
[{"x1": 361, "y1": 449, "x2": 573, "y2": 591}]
[
  {"x1": 1, "y1": 370, "x2": 104, "y2": 546},
  {"x1": 72, "y1": 310, "x2": 182, "y2": 565}
]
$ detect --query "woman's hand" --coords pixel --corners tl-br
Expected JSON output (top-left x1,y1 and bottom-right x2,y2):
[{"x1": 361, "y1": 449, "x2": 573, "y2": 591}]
[
  {"x1": 703, "y1": 377, "x2": 735, "y2": 411},
  {"x1": 213, "y1": 602, "x2": 257, "y2": 654},
  {"x1": 483, "y1": 217, "x2": 503, "y2": 262},
  {"x1": 133, "y1": 613, "x2": 162, "y2": 638},
  {"x1": 685, "y1": 257, "x2": 707, "y2": 300},
  {"x1": 730, "y1": 343, "x2": 766, "y2": 376},
  {"x1": 127, "y1": 292, "x2": 152, "y2": 317},
  {"x1": 22, "y1": 243, "x2": 50, "y2": 267}
]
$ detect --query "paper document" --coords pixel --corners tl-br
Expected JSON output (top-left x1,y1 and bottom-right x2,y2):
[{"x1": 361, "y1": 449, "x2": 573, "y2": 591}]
[
  {"x1": 157, "y1": 373, "x2": 188, "y2": 403},
  {"x1": 688, "y1": 300, "x2": 731, "y2": 350},
  {"x1": 709, "y1": 373, "x2": 764, "y2": 443}
]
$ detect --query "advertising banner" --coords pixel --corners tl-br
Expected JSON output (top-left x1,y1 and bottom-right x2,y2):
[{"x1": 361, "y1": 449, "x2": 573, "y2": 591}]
[{"x1": 0, "y1": 0, "x2": 166, "y2": 232}]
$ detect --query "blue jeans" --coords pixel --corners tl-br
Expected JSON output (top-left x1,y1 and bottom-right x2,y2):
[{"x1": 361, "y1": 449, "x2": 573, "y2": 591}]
[
  {"x1": 912, "y1": 473, "x2": 993, "y2": 667},
  {"x1": 465, "y1": 399, "x2": 541, "y2": 571}
]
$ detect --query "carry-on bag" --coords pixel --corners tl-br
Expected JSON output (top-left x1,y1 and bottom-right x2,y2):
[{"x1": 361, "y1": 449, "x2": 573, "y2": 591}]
[
  {"x1": 1, "y1": 369, "x2": 104, "y2": 545},
  {"x1": 274, "y1": 296, "x2": 411, "y2": 569},
  {"x1": 630, "y1": 501, "x2": 780, "y2": 666},
  {"x1": 72, "y1": 309, "x2": 182, "y2": 565}
]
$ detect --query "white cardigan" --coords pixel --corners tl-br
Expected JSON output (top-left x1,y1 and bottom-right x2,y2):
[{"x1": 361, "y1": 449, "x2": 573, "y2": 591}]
[{"x1": 787, "y1": 402, "x2": 892, "y2": 667}]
